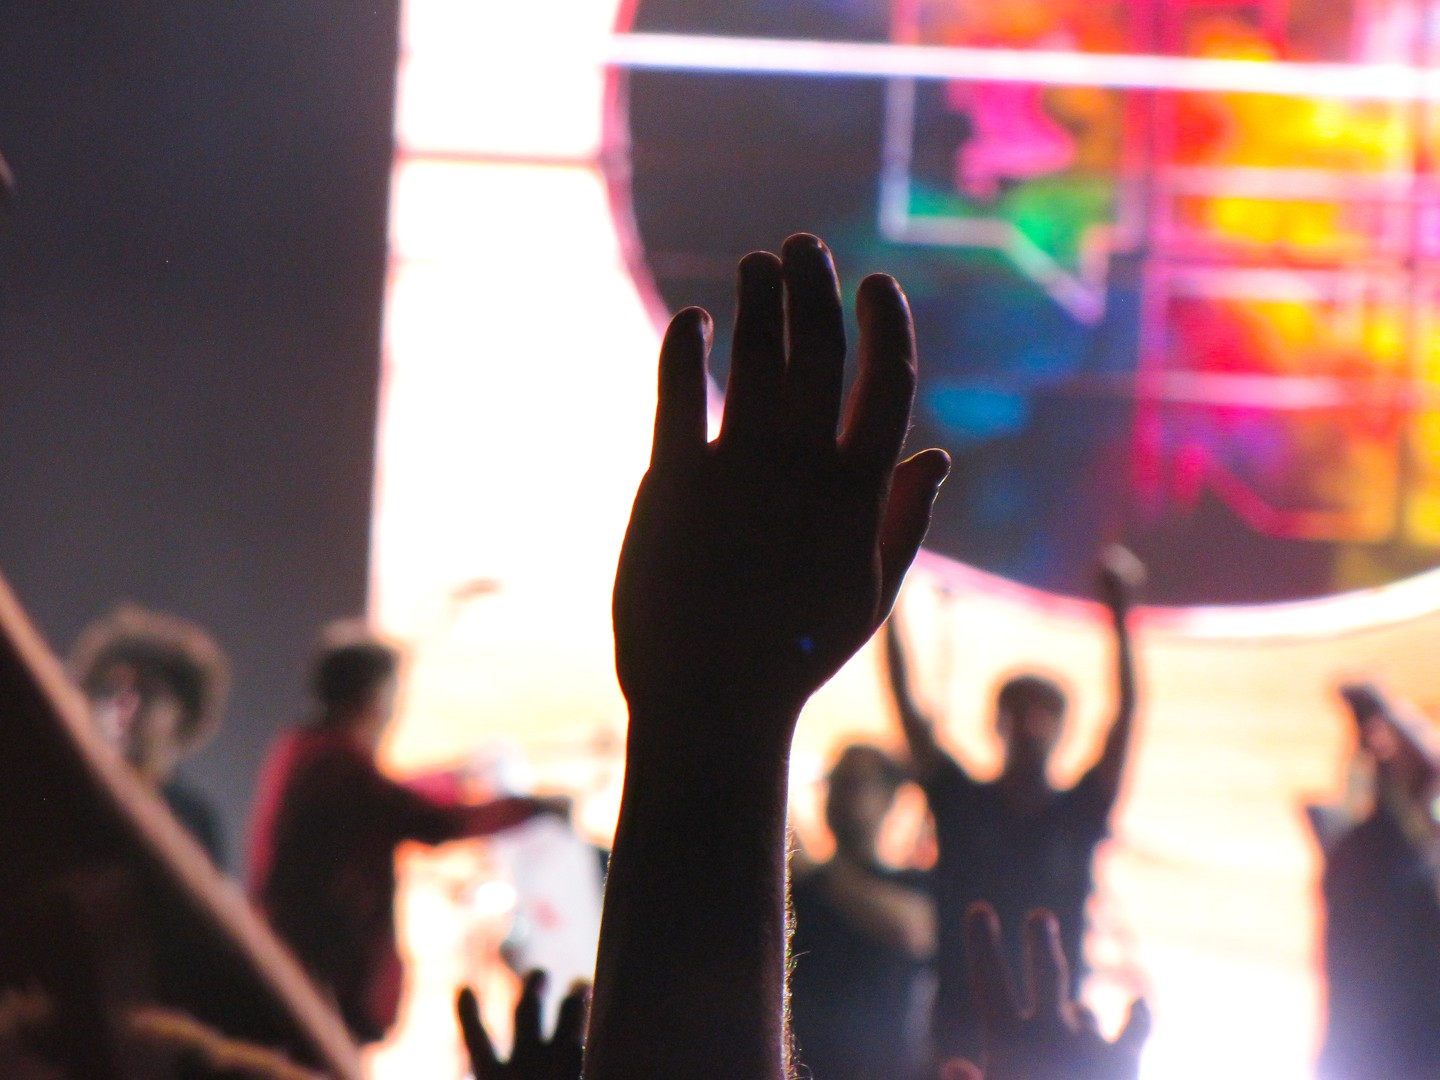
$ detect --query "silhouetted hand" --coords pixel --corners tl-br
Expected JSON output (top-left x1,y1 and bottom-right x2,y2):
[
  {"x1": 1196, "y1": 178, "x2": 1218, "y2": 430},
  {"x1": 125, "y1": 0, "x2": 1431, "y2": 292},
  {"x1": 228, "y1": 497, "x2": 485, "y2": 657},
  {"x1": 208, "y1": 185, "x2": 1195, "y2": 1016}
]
[
  {"x1": 458, "y1": 971, "x2": 588, "y2": 1080},
  {"x1": 949, "y1": 904, "x2": 1149, "y2": 1080},
  {"x1": 589, "y1": 236, "x2": 947, "y2": 1080},
  {"x1": 613, "y1": 233, "x2": 950, "y2": 731}
]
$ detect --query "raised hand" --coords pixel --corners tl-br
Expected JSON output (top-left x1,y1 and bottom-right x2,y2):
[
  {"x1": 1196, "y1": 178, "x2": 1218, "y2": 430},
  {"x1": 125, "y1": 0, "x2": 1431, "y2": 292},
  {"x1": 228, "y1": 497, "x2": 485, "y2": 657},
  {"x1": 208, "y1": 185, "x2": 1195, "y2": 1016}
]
[
  {"x1": 458, "y1": 971, "x2": 588, "y2": 1080},
  {"x1": 954, "y1": 904, "x2": 1149, "y2": 1080},
  {"x1": 589, "y1": 236, "x2": 947, "y2": 1080},
  {"x1": 1084, "y1": 546, "x2": 1143, "y2": 804},
  {"x1": 1097, "y1": 546, "x2": 1144, "y2": 616},
  {"x1": 613, "y1": 232, "x2": 950, "y2": 731}
]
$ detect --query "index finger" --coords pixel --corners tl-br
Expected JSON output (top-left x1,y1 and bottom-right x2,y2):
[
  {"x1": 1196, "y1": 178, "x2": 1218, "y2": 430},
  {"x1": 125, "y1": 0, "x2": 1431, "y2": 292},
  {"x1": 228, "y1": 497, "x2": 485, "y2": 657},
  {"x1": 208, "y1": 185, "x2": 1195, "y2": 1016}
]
[{"x1": 651, "y1": 307, "x2": 712, "y2": 468}]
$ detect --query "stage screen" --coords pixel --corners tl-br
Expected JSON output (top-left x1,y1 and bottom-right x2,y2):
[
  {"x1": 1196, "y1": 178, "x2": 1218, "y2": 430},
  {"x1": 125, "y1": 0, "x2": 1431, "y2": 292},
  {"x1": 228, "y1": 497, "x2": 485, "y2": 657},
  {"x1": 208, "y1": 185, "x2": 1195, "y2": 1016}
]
[
  {"x1": 621, "y1": 0, "x2": 1440, "y2": 607},
  {"x1": 367, "y1": 2, "x2": 1440, "y2": 1077}
]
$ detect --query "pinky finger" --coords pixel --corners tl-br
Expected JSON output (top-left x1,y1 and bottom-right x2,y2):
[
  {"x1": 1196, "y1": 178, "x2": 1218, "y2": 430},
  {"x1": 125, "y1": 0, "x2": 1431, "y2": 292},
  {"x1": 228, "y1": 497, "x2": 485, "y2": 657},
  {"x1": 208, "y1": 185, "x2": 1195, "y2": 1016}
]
[{"x1": 877, "y1": 449, "x2": 951, "y2": 616}]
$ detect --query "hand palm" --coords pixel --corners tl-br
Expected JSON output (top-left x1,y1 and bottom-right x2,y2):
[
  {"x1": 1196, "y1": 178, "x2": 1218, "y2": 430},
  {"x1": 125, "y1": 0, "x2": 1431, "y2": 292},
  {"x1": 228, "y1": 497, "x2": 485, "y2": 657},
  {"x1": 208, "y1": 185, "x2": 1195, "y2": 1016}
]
[
  {"x1": 618, "y1": 449, "x2": 889, "y2": 713},
  {"x1": 614, "y1": 236, "x2": 948, "y2": 724},
  {"x1": 961, "y1": 905, "x2": 1150, "y2": 1080},
  {"x1": 458, "y1": 974, "x2": 588, "y2": 1080}
]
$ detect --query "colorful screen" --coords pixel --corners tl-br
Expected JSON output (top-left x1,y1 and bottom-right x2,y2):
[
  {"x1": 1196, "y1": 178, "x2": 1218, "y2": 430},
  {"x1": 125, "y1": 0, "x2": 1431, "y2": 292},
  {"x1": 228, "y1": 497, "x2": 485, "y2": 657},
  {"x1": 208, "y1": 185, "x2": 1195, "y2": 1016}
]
[{"x1": 619, "y1": 0, "x2": 1440, "y2": 603}]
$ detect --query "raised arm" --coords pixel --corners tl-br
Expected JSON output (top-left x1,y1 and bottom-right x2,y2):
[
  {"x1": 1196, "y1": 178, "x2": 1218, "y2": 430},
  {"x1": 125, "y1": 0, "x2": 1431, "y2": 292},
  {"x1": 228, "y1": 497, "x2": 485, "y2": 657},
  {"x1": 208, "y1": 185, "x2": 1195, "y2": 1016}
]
[
  {"x1": 359, "y1": 761, "x2": 560, "y2": 847},
  {"x1": 1080, "y1": 547, "x2": 1143, "y2": 808},
  {"x1": 585, "y1": 234, "x2": 948, "y2": 1080},
  {"x1": 884, "y1": 615, "x2": 952, "y2": 783}
]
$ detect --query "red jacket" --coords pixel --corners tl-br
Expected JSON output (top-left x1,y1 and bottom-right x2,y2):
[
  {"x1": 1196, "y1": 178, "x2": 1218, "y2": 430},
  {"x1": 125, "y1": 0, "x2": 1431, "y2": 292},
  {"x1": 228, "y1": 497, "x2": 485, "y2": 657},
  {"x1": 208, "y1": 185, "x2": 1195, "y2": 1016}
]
[{"x1": 248, "y1": 725, "x2": 541, "y2": 1042}]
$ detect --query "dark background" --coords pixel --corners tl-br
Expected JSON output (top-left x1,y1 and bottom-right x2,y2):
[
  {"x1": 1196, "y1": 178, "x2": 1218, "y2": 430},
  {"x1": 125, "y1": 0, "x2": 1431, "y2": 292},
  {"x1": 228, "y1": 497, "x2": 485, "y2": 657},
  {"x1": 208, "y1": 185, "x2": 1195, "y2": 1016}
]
[{"x1": 0, "y1": 4, "x2": 402, "y2": 867}]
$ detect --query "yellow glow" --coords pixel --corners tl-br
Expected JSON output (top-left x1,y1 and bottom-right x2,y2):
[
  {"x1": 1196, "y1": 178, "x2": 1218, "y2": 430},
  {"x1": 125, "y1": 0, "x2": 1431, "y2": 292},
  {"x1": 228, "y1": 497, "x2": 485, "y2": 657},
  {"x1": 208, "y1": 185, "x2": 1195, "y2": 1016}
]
[
  {"x1": 1362, "y1": 309, "x2": 1405, "y2": 364},
  {"x1": 1408, "y1": 411, "x2": 1440, "y2": 542}
]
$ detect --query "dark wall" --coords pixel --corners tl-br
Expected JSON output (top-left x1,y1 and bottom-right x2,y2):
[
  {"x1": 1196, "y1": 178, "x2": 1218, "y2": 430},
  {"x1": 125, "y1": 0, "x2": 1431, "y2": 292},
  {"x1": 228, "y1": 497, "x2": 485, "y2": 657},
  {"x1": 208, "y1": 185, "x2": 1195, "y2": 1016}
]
[{"x1": 0, "y1": 3, "x2": 402, "y2": 868}]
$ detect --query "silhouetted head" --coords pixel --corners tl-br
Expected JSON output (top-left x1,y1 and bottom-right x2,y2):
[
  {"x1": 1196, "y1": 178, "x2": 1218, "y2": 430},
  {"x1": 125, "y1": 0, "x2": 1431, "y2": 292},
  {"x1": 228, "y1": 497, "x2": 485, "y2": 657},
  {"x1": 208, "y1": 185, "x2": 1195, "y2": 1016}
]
[
  {"x1": 312, "y1": 630, "x2": 400, "y2": 750},
  {"x1": 72, "y1": 606, "x2": 230, "y2": 784},
  {"x1": 995, "y1": 674, "x2": 1066, "y2": 776},
  {"x1": 824, "y1": 744, "x2": 908, "y2": 860}
]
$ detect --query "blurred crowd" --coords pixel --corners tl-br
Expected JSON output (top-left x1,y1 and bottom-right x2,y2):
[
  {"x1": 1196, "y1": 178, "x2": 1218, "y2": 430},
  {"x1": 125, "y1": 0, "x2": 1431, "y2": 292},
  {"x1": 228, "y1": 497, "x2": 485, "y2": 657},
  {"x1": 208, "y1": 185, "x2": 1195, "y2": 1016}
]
[{"x1": 1, "y1": 196, "x2": 1436, "y2": 1080}]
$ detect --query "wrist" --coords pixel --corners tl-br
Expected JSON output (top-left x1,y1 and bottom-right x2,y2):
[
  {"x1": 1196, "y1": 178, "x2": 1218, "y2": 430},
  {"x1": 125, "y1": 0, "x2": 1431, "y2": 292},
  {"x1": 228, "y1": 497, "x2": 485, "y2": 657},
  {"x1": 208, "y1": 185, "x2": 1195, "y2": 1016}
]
[
  {"x1": 615, "y1": 705, "x2": 796, "y2": 858},
  {"x1": 623, "y1": 698, "x2": 801, "y2": 774}
]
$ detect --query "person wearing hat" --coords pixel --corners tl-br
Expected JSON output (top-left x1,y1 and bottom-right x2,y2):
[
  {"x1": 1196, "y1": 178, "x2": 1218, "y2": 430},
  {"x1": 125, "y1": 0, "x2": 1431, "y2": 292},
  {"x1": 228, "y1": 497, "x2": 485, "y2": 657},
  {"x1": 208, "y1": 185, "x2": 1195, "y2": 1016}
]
[{"x1": 71, "y1": 605, "x2": 232, "y2": 870}]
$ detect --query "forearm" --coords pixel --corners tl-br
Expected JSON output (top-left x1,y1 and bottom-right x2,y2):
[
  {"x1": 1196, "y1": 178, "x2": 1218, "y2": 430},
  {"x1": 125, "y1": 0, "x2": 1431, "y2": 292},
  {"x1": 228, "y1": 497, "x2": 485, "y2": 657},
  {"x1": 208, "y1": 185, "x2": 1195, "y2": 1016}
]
[
  {"x1": 1096, "y1": 551, "x2": 1142, "y2": 759},
  {"x1": 896, "y1": 702, "x2": 936, "y2": 761},
  {"x1": 884, "y1": 622, "x2": 941, "y2": 773},
  {"x1": 823, "y1": 866, "x2": 935, "y2": 958},
  {"x1": 458, "y1": 795, "x2": 544, "y2": 837},
  {"x1": 585, "y1": 709, "x2": 796, "y2": 1080},
  {"x1": 403, "y1": 767, "x2": 466, "y2": 804},
  {"x1": 1108, "y1": 600, "x2": 1136, "y2": 740}
]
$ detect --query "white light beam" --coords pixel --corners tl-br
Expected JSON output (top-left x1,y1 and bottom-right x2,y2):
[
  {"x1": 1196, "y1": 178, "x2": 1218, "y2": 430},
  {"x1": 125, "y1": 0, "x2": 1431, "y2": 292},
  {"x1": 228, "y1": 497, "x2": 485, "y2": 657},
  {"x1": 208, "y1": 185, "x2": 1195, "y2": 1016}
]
[{"x1": 605, "y1": 32, "x2": 1440, "y2": 101}]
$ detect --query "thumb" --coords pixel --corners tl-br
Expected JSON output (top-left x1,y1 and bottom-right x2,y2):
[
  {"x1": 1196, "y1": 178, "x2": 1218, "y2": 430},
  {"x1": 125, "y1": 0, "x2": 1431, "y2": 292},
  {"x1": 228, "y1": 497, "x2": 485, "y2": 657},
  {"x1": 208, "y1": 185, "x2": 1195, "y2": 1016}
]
[{"x1": 878, "y1": 448, "x2": 951, "y2": 615}]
